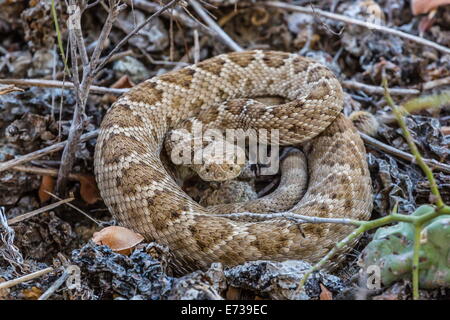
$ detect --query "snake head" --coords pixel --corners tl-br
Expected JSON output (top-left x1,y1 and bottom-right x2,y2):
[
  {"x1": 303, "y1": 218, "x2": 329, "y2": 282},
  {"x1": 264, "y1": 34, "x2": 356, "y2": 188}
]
[
  {"x1": 195, "y1": 140, "x2": 245, "y2": 182},
  {"x1": 196, "y1": 161, "x2": 243, "y2": 182}
]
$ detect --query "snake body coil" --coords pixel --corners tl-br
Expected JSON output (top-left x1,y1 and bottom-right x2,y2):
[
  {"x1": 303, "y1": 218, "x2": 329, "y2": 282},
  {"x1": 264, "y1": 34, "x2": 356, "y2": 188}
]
[{"x1": 94, "y1": 51, "x2": 372, "y2": 274}]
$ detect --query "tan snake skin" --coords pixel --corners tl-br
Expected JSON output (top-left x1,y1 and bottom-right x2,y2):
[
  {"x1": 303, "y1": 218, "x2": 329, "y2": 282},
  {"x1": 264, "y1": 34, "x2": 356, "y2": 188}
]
[{"x1": 94, "y1": 51, "x2": 373, "y2": 274}]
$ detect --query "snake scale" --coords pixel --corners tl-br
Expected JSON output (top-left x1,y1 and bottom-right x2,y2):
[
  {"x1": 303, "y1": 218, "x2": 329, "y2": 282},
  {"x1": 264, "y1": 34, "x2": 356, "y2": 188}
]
[{"x1": 94, "y1": 51, "x2": 373, "y2": 274}]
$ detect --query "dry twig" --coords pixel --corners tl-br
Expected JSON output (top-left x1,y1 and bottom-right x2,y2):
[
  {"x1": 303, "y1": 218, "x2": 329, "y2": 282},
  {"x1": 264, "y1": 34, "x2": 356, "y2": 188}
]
[
  {"x1": 38, "y1": 267, "x2": 74, "y2": 300},
  {"x1": 264, "y1": 2, "x2": 450, "y2": 55},
  {"x1": 56, "y1": 0, "x2": 125, "y2": 193},
  {"x1": 343, "y1": 80, "x2": 420, "y2": 96},
  {"x1": 0, "y1": 130, "x2": 99, "y2": 173},
  {"x1": 7, "y1": 198, "x2": 74, "y2": 225},
  {"x1": 56, "y1": 0, "x2": 182, "y2": 193},
  {"x1": 94, "y1": 0, "x2": 183, "y2": 74},
  {"x1": 0, "y1": 78, "x2": 126, "y2": 95},
  {"x1": 45, "y1": 191, "x2": 101, "y2": 226},
  {"x1": 359, "y1": 132, "x2": 450, "y2": 174},
  {"x1": 422, "y1": 76, "x2": 450, "y2": 91},
  {"x1": 0, "y1": 85, "x2": 24, "y2": 95},
  {"x1": 0, "y1": 267, "x2": 53, "y2": 290},
  {"x1": 189, "y1": 0, "x2": 243, "y2": 51},
  {"x1": 125, "y1": 0, "x2": 215, "y2": 37}
]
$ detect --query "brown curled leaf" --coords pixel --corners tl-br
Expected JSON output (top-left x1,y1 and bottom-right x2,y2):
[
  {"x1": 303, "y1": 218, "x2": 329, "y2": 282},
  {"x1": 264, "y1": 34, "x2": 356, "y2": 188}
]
[
  {"x1": 111, "y1": 75, "x2": 135, "y2": 89},
  {"x1": 319, "y1": 283, "x2": 333, "y2": 300},
  {"x1": 441, "y1": 126, "x2": 450, "y2": 136},
  {"x1": 92, "y1": 226, "x2": 144, "y2": 255},
  {"x1": 77, "y1": 175, "x2": 101, "y2": 205},
  {"x1": 38, "y1": 175, "x2": 55, "y2": 203},
  {"x1": 411, "y1": 0, "x2": 450, "y2": 15}
]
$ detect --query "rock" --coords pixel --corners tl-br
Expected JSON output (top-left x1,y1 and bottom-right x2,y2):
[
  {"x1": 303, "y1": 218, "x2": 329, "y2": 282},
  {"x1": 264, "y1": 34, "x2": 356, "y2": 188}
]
[
  {"x1": 224, "y1": 260, "x2": 346, "y2": 300},
  {"x1": 113, "y1": 56, "x2": 151, "y2": 84},
  {"x1": 116, "y1": 10, "x2": 168, "y2": 52}
]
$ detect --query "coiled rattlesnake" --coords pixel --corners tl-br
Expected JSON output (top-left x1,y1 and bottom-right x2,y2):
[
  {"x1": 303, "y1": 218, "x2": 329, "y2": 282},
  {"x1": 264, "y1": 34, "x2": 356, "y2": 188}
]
[{"x1": 94, "y1": 51, "x2": 373, "y2": 274}]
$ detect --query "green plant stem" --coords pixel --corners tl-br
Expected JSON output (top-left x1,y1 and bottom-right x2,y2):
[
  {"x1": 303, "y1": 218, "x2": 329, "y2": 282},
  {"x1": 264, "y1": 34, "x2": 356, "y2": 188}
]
[
  {"x1": 296, "y1": 225, "x2": 365, "y2": 292},
  {"x1": 51, "y1": 0, "x2": 70, "y2": 76},
  {"x1": 383, "y1": 78, "x2": 444, "y2": 209},
  {"x1": 438, "y1": 205, "x2": 450, "y2": 215},
  {"x1": 403, "y1": 91, "x2": 450, "y2": 113},
  {"x1": 412, "y1": 223, "x2": 422, "y2": 300}
]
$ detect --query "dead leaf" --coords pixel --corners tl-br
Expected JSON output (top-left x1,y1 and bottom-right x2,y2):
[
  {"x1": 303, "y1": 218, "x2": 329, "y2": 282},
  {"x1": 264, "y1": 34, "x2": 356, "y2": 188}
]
[
  {"x1": 411, "y1": 0, "x2": 450, "y2": 15},
  {"x1": 92, "y1": 226, "x2": 144, "y2": 255},
  {"x1": 441, "y1": 126, "x2": 450, "y2": 136},
  {"x1": 38, "y1": 175, "x2": 55, "y2": 203},
  {"x1": 111, "y1": 75, "x2": 135, "y2": 89},
  {"x1": 22, "y1": 286, "x2": 42, "y2": 300},
  {"x1": 77, "y1": 175, "x2": 101, "y2": 204},
  {"x1": 226, "y1": 286, "x2": 241, "y2": 300},
  {"x1": 319, "y1": 283, "x2": 333, "y2": 300}
]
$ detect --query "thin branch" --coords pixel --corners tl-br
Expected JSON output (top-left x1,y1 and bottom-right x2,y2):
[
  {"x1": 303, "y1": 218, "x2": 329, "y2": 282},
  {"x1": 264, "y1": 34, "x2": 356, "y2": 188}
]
[
  {"x1": 11, "y1": 165, "x2": 86, "y2": 180},
  {"x1": 0, "y1": 130, "x2": 99, "y2": 173},
  {"x1": 0, "y1": 78, "x2": 127, "y2": 95},
  {"x1": 55, "y1": 3, "x2": 85, "y2": 192},
  {"x1": 359, "y1": 132, "x2": 450, "y2": 174},
  {"x1": 264, "y1": 2, "x2": 450, "y2": 55},
  {"x1": 139, "y1": 47, "x2": 190, "y2": 67},
  {"x1": 7, "y1": 198, "x2": 74, "y2": 225},
  {"x1": 89, "y1": 1, "x2": 126, "y2": 71},
  {"x1": 38, "y1": 267, "x2": 71, "y2": 300},
  {"x1": 69, "y1": 2, "x2": 89, "y2": 69},
  {"x1": 51, "y1": 0, "x2": 70, "y2": 75},
  {"x1": 0, "y1": 267, "x2": 53, "y2": 290},
  {"x1": 344, "y1": 78, "x2": 450, "y2": 96},
  {"x1": 403, "y1": 90, "x2": 450, "y2": 113},
  {"x1": 45, "y1": 191, "x2": 101, "y2": 226},
  {"x1": 124, "y1": 0, "x2": 215, "y2": 37},
  {"x1": 189, "y1": 0, "x2": 243, "y2": 52},
  {"x1": 343, "y1": 80, "x2": 420, "y2": 96},
  {"x1": 208, "y1": 211, "x2": 362, "y2": 226},
  {"x1": 422, "y1": 76, "x2": 450, "y2": 91},
  {"x1": 56, "y1": 0, "x2": 124, "y2": 193},
  {"x1": 193, "y1": 29, "x2": 200, "y2": 63},
  {"x1": 94, "y1": 0, "x2": 182, "y2": 74},
  {"x1": 0, "y1": 85, "x2": 23, "y2": 95}
]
